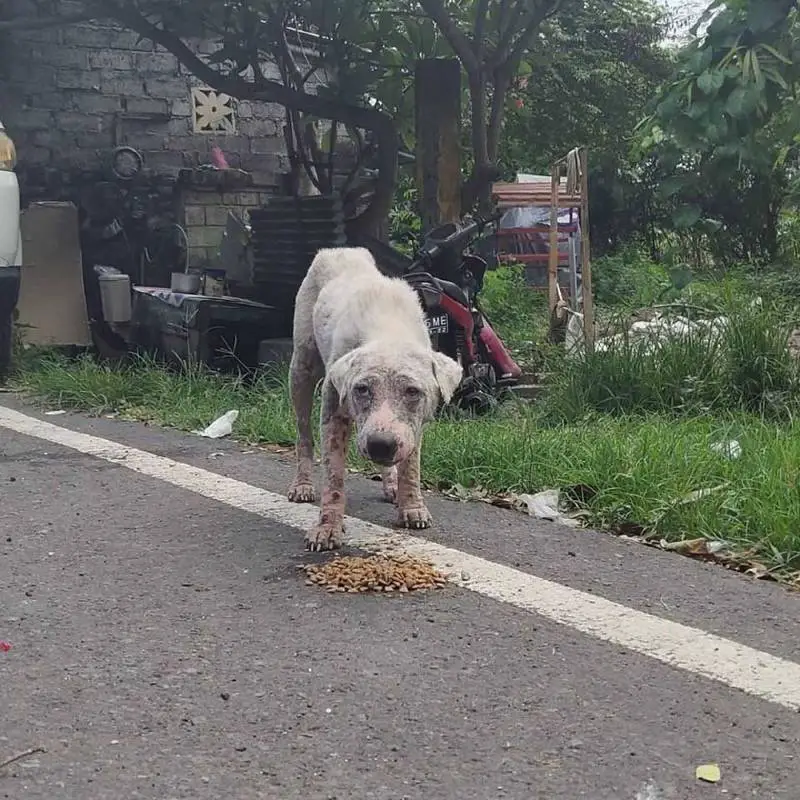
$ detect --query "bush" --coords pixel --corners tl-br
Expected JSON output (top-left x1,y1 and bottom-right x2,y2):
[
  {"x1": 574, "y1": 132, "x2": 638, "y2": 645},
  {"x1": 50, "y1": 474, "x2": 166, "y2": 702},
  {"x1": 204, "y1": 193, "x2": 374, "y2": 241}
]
[
  {"x1": 479, "y1": 264, "x2": 547, "y2": 367},
  {"x1": 591, "y1": 245, "x2": 669, "y2": 307}
]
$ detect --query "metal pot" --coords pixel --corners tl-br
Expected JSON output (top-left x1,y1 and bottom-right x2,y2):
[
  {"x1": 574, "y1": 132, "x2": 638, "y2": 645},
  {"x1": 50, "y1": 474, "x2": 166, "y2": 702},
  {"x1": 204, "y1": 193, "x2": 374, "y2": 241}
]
[{"x1": 170, "y1": 271, "x2": 201, "y2": 294}]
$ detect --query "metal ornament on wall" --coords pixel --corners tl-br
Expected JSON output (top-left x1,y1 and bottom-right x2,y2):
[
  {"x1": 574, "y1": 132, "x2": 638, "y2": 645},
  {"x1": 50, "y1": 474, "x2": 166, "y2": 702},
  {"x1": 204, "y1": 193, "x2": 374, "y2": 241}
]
[{"x1": 191, "y1": 87, "x2": 236, "y2": 134}]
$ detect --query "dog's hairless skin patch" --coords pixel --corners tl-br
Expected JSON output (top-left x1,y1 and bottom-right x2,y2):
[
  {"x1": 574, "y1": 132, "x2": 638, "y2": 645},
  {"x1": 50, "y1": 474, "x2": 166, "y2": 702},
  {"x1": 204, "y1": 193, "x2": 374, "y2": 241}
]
[{"x1": 287, "y1": 247, "x2": 462, "y2": 550}]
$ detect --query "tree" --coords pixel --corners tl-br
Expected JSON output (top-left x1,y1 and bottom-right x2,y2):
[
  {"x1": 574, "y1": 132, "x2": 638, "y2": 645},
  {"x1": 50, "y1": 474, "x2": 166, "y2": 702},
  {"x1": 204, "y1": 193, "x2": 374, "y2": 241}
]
[{"x1": 633, "y1": 0, "x2": 800, "y2": 261}]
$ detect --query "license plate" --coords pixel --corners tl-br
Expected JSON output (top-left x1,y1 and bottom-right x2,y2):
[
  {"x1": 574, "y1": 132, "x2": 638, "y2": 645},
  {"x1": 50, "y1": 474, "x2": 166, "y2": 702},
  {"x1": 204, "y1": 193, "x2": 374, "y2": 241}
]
[{"x1": 425, "y1": 314, "x2": 449, "y2": 335}]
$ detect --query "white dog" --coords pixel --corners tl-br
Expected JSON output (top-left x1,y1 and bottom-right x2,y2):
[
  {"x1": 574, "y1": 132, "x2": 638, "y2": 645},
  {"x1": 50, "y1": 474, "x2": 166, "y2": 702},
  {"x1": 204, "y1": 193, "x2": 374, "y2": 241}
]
[{"x1": 287, "y1": 247, "x2": 463, "y2": 551}]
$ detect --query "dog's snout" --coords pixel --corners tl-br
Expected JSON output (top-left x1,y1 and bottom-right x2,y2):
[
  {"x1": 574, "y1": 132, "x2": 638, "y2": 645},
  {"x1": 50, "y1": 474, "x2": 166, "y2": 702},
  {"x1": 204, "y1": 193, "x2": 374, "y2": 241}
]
[{"x1": 366, "y1": 433, "x2": 399, "y2": 464}]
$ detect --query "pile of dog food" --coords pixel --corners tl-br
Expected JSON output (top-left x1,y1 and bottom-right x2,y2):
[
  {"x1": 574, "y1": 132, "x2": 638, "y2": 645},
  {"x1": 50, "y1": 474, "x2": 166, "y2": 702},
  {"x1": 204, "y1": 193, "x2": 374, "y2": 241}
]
[{"x1": 301, "y1": 554, "x2": 448, "y2": 593}]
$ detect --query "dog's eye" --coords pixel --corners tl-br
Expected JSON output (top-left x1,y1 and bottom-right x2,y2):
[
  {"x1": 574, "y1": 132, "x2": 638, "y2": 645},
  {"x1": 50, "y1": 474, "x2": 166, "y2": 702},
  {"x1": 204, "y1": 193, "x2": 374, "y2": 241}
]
[
  {"x1": 353, "y1": 383, "x2": 371, "y2": 397},
  {"x1": 404, "y1": 386, "x2": 423, "y2": 400}
]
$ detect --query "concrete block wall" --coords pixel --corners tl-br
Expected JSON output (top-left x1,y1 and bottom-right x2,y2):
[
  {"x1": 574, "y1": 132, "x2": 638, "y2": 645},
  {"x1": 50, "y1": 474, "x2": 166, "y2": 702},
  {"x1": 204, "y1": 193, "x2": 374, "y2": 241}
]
[
  {"x1": 179, "y1": 187, "x2": 276, "y2": 268},
  {"x1": 0, "y1": 2, "x2": 289, "y2": 185}
]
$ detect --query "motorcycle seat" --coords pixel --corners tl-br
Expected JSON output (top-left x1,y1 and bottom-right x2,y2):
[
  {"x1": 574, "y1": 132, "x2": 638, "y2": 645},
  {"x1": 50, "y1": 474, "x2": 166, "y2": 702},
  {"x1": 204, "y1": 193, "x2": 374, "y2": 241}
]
[
  {"x1": 404, "y1": 270, "x2": 470, "y2": 307},
  {"x1": 434, "y1": 277, "x2": 470, "y2": 307}
]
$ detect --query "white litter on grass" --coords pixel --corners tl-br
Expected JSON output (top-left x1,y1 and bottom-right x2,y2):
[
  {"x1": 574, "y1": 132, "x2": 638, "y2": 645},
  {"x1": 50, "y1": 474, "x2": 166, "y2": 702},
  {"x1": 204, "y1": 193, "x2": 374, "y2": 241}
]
[
  {"x1": 194, "y1": 410, "x2": 239, "y2": 439},
  {"x1": 514, "y1": 489, "x2": 582, "y2": 528},
  {"x1": 44, "y1": 410, "x2": 67, "y2": 416},
  {"x1": 678, "y1": 484, "x2": 728, "y2": 505},
  {"x1": 594, "y1": 313, "x2": 730, "y2": 355},
  {"x1": 711, "y1": 439, "x2": 742, "y2": 459}
]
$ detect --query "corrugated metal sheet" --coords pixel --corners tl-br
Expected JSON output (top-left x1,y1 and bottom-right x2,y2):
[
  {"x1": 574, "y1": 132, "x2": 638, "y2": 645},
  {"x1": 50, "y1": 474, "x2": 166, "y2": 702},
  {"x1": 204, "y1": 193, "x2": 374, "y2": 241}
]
[
  {"x1": 249, "y1": 195, "x2": 346, "y2": 312},
  {"x1": 492, "y1": 179, "x2": 581, "y2": 210}
]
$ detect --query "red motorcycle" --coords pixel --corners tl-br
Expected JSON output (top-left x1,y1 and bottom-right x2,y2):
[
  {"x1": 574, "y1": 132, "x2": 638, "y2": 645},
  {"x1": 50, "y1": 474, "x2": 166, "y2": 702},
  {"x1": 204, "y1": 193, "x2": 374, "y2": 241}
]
[{"x1": 362, "y1": 215, "x2": 522, "y2": 413}]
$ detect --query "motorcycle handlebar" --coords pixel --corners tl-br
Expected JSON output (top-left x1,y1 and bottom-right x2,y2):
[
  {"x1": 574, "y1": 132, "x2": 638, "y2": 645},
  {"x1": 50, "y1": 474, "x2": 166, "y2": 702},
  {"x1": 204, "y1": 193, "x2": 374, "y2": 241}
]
[{"x1": 411, "y1": 211, "x2": 502, "y2": 268}]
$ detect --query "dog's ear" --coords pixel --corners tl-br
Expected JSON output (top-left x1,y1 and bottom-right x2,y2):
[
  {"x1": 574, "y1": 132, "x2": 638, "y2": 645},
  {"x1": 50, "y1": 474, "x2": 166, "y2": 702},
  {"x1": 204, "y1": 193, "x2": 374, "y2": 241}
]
[
  {"x1": 431, "y1": 352, "x2": 462, "y2": 405},
  {"x1": 328, "y1": 350, "x2": 361, "y2": 399}
]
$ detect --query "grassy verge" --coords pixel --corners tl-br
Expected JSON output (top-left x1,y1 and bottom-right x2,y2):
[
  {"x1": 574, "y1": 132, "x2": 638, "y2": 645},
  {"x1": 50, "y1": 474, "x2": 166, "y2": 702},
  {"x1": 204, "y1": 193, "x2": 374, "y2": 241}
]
[{"x1": 13, "y1": 352, "x2": 800, "y2": 584}]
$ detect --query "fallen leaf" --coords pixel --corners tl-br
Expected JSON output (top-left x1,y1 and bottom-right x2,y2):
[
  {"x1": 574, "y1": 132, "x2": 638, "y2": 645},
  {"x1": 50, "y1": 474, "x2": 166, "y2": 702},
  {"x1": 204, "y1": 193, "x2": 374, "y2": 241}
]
[
  {"x1": 0, "y1": 641, "x2": 11, "y2": 652},
  {"x1": 695, "y1": 764, "x2": 721, "y2": 783}
]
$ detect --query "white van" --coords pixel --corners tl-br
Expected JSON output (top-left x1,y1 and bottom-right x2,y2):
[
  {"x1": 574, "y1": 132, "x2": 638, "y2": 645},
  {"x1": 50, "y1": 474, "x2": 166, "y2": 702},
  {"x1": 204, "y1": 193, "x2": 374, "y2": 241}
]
[{"x1": 0, "y1": 120, "x2": 22, "y2": 379}]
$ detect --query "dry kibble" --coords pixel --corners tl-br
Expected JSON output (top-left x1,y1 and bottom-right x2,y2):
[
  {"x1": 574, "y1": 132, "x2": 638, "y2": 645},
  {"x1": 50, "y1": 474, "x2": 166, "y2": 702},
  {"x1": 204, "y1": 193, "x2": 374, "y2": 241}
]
[{"x1": 300, "y1": 554, "x2": 447, "y2": 594}]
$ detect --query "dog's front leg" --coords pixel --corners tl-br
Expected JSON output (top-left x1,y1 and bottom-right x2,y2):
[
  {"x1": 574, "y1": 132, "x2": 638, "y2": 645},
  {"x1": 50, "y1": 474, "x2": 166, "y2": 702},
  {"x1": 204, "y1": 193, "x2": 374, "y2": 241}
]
[
  {"x1": 380, "y1": 466, "x2": 398, "y2": 504},
  {"x1": 287, "y1": 347, "x2": 321, "y2": 504},
  {"x1": 395, "y1": 446, "x2": 432, "y2": 530},
  {"x1": 305, "y1": 384, "x2": 352, "y2": 551}
]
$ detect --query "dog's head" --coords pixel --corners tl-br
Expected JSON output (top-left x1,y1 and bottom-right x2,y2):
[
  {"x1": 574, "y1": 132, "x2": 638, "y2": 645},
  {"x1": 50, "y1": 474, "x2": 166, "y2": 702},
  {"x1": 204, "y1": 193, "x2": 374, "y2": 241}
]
[{"x1": 328, "y1": 343, "x2": 462, "y2": 467}]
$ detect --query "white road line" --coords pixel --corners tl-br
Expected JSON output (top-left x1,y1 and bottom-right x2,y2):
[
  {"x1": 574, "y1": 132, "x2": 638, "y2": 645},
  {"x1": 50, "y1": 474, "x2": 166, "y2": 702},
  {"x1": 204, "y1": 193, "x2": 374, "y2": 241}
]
[{"x1": 2, "y1": 405, "x2": 800, "y2": 712}]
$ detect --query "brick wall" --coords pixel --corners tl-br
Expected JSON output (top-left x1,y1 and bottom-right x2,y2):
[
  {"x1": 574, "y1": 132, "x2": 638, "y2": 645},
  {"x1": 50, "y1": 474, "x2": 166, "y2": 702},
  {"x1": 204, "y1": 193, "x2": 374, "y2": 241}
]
[
  {"x1": 180, "y1": 186, "x2": 277, "y2": 268},
  {"x1": 0, "y1": 4, "x2": 289, "y2": 185}
]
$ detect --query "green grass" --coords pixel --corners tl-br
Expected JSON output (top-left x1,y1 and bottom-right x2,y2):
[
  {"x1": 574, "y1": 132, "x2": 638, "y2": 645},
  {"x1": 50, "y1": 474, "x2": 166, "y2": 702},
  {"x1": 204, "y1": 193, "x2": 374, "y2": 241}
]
[
  {"x1": 13, "y1": 352, "x2": 800, "y2": 582},
  {"x1": 543, "y1": 294, "x2": 799, "y2": 421}
]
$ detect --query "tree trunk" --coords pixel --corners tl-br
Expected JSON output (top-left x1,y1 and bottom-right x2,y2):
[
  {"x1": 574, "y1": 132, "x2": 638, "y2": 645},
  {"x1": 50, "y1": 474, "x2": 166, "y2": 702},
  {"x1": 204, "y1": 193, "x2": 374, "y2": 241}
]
[
  {"x1": 414, "y1": 58, "x2": 462, "y2": 231},
  {"x1": 466, "y1": 73, "x2": 496, "y2": 215}
]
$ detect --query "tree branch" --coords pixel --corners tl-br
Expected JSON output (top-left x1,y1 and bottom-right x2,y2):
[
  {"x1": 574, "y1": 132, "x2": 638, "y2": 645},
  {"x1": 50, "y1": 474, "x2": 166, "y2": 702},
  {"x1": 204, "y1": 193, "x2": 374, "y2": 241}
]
[
  {"x1": 106, "y1": 4, "x2": 398, "y2": 234},
  {"x1": 417, "y1": 0, "x2": 481, "y2": 75},
  {"x1": 473, "y1": 0, "x2": 490, "y2": 56},
  {"x1": 486, "y1": 70, "x2": 509, "y2": 160},
  {"x1": 490, "y1": 0, "x2": 562, "y2": 71},
  {"x1": 507, "y1": 0, "x2": 563, "y2": 70}
]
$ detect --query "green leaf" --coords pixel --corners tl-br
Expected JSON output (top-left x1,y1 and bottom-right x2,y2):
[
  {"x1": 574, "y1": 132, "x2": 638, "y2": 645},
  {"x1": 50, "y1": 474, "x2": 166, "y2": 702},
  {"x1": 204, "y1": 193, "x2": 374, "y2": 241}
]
[
  {"x1": 688, "y1": 46, "x2": 714, "y2": 73},
  {"x1": 760, "y1": 42, "x2": 793, "y2": 65},
  {"x1": 724, "y1": 85, "x2": 761, "y2": 117},
  {"x1": 668, "y1": 266, "x2": 694, "y2": 290},
  {"x1": 672, "y1": 204, "x2": 703, "y2": 229},
  {"x1": 750, "y1": 50, "x2": 765, "y2": 89},
  {"x1": 697, "y1": 69, "x2": 724, "y2": 94},
  {"x1": 763, "y1": 66, "x2": 790, "y2": 91}
]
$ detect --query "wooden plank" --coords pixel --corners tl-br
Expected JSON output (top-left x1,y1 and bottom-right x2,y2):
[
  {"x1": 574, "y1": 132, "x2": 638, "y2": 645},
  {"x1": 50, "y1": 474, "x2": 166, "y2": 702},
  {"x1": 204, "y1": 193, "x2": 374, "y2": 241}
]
[
  {"x1": 496, "y1": 224, "x2": 580, "y2": 235},
  {"x1": 548, "y1": 165, "x2": 560, "y2": 315},
  {"x1": 498, "y1": 253, "x2": 570, "y2": 264},
  {"x1": 580, "y1": 147, "x2": 595, "y2": 351},
  {"x1": 492, "y1": 180, "x2": 582, "y2": 208}
]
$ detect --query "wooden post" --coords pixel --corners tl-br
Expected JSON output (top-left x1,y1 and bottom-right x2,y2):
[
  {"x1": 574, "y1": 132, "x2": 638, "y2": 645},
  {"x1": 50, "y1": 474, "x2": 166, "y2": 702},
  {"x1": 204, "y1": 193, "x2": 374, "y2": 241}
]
[
  {"x1": 548, "y1": 163, "x2": 560, "y2": 316},
  {"x1": 579, "y1": 147, "x2": 594, "y2": 351},
  {"x1": 415, "y1": 58, "x2": 461, "y2": 231}
]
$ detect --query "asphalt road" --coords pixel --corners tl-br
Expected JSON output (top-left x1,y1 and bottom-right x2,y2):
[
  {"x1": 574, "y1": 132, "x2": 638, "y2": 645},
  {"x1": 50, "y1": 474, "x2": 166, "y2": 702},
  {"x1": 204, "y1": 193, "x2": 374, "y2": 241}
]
[{"x1": 1, "y1": 396, "x2": 800, "y2": 800}]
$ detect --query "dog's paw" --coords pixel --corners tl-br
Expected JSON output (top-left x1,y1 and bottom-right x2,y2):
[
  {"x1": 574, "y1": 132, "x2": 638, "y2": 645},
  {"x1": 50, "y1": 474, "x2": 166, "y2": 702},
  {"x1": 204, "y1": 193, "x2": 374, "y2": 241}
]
[
  {"x1": 396, "y1": 504, "x2": 432, "y2": 530},
  {"x1": 381, "y1": 467, "x2": 398, "y2": 505},
  {"x1": 288, "y1": 479, "x2": 316, "y2": 504},
  {"x1": 305, "y1": 522, "x2": 345, "y2": 551}
]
